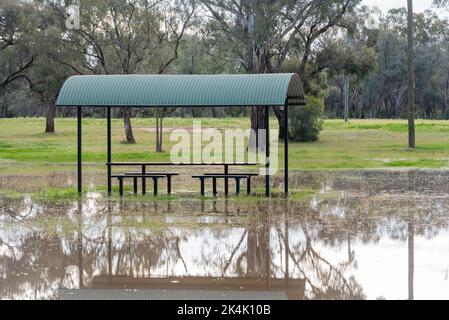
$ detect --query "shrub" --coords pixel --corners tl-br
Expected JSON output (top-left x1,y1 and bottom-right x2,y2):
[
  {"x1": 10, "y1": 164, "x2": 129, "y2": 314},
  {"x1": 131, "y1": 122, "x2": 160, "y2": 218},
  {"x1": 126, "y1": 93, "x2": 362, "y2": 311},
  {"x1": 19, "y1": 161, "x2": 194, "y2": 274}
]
[{"x1": 289, "y1": 95, "x2": 324, "y2": 142}]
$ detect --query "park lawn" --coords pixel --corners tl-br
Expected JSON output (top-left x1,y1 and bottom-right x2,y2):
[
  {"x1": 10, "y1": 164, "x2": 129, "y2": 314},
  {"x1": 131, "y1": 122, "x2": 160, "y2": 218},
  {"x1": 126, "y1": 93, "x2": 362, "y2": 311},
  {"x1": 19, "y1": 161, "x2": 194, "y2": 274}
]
[{"x1": 1, "y1": 117, "x2": 449, "y2": 174}]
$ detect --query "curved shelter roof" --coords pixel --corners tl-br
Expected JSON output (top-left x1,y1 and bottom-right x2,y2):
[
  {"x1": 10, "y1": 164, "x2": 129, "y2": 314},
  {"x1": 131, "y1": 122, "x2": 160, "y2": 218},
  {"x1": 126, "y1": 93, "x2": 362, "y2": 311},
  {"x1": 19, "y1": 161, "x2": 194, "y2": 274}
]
[{"x1": 56, "y1": 73, "x2": 305, "y2": 107}]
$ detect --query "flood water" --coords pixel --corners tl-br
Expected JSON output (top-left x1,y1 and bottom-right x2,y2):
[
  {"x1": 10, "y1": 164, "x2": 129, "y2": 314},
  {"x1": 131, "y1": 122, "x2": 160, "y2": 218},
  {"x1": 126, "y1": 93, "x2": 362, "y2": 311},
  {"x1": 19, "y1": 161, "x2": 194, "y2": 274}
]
[{"x1": 1, "y1": 170, "x2": 449, "y2": 300}]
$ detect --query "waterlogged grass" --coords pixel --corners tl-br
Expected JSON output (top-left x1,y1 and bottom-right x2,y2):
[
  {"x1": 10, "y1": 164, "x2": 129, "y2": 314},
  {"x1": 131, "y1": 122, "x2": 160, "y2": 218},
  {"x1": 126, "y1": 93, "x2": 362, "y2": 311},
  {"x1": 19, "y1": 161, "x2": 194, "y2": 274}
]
[
  {"x1": 1, "y1": 118, "x2": 449, "y2": 172},
  {"x1": 33, "y1": 187, "x2": 83, "y2": 201},
  {"x1": 0, "y1": 189, "x2": 23, "y2": 200},
  {"x1": 384, "y1": 159, "x2": 448, "y2": 167},
  {"x1": 298, "y1": 119, "x2": 449, "y2": 169},
  {"x1": 324, "y1": 120, "x2": 449, "y2": 132},
  {"x1": 289, "y1": 189, "x2": 319, "y2": 200}
]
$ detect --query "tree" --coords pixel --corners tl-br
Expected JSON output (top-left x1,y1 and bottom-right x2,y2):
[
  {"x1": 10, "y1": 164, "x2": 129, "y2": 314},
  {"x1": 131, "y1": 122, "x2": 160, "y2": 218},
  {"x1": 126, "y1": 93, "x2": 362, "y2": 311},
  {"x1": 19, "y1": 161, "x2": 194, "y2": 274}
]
[
  {"x1": 28, "y1": 55, "x2": 71, "y2": 133},
  {"x1": 19, "y1": 2, "x2": 76, "y2": 133},
  {"x1": 43, "y1": 0, "x2": 194, "y2": 143},
  {"x1": 430, "y1": 42, "x2": 449, "y2": 118},
  {"x1": 3, "y1": 0, "x2": 449, "y2": 127},
  {"x1": 316, "y1": 36, "x2": 376, "y2": 119},
  {"x1": 0, "y1": 1, "x2": 63, "y2": 131},
  {"x1": 321, "y1": 7, "x2": 449, "y2": 121},
  {"x1": 201, "y1": 0, "x2": 360, "y2": 144},
  {"x1": 155, "y1": 107, "x2": 178, "y2": 152},
  {"x1": 0, "y1": 1, "x2": 37, "y2": 92}
]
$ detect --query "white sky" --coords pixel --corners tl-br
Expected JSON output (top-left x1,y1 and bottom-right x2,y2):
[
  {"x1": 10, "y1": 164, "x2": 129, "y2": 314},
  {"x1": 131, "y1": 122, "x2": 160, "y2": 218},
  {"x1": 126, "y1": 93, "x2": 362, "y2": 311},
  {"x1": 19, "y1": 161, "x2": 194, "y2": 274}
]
[{"x1": 362, "y1": 0, "x2": 449, "y2": 18}]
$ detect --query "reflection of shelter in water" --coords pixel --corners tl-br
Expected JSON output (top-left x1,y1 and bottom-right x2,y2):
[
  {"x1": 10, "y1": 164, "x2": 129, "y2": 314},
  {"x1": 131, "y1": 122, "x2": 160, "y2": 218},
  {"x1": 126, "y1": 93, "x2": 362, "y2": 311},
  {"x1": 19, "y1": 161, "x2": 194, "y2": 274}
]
[
  {"x1": 58, "y1": 200, "x2": 305, "y2": 300},
  {"x1": 59, "y1": 275, "x2": 305, "y2": 300}
]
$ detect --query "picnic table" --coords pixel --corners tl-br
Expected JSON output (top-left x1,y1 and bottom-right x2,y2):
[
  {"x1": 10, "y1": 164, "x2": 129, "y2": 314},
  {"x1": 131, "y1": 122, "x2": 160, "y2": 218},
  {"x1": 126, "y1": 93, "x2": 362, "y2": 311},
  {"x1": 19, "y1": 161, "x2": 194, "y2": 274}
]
[{"x1": 107, "y1": 162, "x2": 261, "y2": 196}]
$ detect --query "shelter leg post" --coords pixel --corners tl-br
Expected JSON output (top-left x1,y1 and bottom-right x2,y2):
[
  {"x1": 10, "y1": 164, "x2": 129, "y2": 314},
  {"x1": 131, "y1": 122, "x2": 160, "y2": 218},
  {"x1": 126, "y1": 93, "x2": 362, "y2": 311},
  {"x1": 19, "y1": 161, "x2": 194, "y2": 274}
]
[
  {"x1": 153, "y1": 177, "x2": 158, "y2": 196},
  {"x1": 200, "y1": 178, "x2": 205, "y2": 196},
  {"x1": 247, "y1": 177, "x2": 251, "y2": 195},
  {"x1": 118, "y1": 178, "x2": 124, "y2": 197},
  {"x1": 133, "y1": 177, "x2": 138, "y2": 194},
  {"x1": 265, "y1": 106, "x2": 270, "y2": 197},
  {"x1": 107, "y1": 107, "x2": 111, "y2": 196},
  {"x1": 142, "y1": 165, "x2": 146, "y2": 195},
  {"x1": 77, "y1": 106, "x2": 82, "y2": 195},
  {"x1": 167, "y1": 176, "x2": 172, "y2": 195},
  {"x1": 224, "y1": 165, "x2": 229, "y2": 196},
  {"x1": 284, "y1": 102, "x2": 289, "y2": 196},
  {"x1": 256, "y1": 108, "x2": 259, "y2": 152},
  {"x1": 213, "y1": 178, "x2": 217, "y2": 196},
  {"x1": 236, "y1": 178, "x2": 240, "y2": 195}
]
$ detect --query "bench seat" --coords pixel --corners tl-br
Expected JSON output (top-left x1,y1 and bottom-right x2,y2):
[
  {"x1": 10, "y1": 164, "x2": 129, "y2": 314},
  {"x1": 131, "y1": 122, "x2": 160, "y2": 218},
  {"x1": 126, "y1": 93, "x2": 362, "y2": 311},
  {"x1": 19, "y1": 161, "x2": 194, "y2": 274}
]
[
  {"x1": 111, "y1": 174, "x2": 172, "y2": 196},
  {"x1": 192, "y1": 174, "x2": 255, "y2": 196}
]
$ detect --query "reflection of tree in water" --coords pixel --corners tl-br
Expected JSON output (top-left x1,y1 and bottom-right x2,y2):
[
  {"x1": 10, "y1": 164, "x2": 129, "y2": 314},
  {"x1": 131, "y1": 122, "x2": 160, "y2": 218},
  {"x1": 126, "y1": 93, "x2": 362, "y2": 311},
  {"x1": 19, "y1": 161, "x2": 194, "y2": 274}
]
[
  {"x1": 0, "y1": 199, "x2": 186, "y2": 298},
  {"x1": 0, "y1": 197, "x2": 388, "y2": 300},
  {"x1": 235, "y1": 202, "x2": 271, "y2": 278},
  {"x1": 198, "y1": 200, "x2": 365, "y2": 300},
  {"x1": 309, "y1": 190, "x2": 449, "y2": 244},
  {"x1": 292, "y1": 224, "x2": 364, "y2": 300},
  {"x1": 271, "y1": 210, "x2": 365, "y2": 300},
  {"x1": 288, "y1": 170, "x2": 449, "y2": 299},
  {"x1": 0, "y1": 233, "x2": 69, "y2": 300},
  {"x1": 0, "y1": 197, "x2": 70, "y2": 299}
]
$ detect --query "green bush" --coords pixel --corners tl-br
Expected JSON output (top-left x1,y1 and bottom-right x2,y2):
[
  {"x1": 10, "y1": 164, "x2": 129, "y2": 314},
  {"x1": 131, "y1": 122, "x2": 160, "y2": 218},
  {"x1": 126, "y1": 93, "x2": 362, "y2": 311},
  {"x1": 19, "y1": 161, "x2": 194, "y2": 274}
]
[{"x1": 289, "y1": 95, "x2": 324, "y2": 142}]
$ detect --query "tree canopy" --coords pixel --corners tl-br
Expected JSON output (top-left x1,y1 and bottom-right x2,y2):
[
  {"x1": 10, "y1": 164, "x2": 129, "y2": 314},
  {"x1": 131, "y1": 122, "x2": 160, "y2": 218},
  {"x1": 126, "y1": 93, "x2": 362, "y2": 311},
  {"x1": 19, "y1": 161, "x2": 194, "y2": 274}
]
[{"x1": 1, "y1": 0, "x2": 449, "y2": 139}]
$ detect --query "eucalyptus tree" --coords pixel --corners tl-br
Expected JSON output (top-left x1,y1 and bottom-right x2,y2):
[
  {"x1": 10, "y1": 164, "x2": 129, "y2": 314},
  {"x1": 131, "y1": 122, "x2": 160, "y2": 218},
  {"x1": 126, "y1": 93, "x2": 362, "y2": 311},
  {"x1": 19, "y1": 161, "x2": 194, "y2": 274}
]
[
  {"x1": 321, "y1": 7, "x2": 449, "y2": 120},
  {"x1": 41, "y1": 0, "x2": 194, "y2": 143},
  {"x1": 320, "y1": 43, "x2": 376, "y2": 118},
  {"x1": 0, "y1": 1, "x2": 38, "y2": 91},
  {"x1": 27, "y1": 55, "x2": 72, "y2": 132},
  {"x1": 200, "y1": 0, "x2": 360, "y2": 144},
  {"x1": 431, "y1": 42, "x2": 449, "y2": 118},
  {"x1": 0, "y1": 1, "x2": 60, "y2": 129}
]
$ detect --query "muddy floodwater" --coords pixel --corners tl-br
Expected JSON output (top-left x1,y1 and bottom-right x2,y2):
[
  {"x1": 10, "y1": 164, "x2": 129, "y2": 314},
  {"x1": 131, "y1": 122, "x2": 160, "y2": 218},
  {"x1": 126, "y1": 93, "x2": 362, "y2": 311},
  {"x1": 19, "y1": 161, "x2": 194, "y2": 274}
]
[{"x1": 1, "y1": 170, "x2": 449, "y2": 300}]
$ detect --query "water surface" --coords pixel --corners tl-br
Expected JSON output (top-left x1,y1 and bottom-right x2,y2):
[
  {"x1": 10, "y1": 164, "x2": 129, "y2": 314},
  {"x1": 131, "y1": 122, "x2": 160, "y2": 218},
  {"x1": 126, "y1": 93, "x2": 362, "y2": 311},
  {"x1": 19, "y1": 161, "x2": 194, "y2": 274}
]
[{"x1": 1, "y1": 170, "x2": 449, "y2": 300}]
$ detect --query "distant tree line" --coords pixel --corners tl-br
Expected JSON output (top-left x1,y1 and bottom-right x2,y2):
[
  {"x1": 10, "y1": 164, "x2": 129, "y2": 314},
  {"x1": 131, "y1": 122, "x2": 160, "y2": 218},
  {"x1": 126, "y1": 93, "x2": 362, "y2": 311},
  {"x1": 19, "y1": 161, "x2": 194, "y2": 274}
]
[
  {"x1": 1, "y1": 0, "x2": 448, "y2": 143},
  {"x1": 322, "y1": 6, "x2": 449, "y2": 120}
]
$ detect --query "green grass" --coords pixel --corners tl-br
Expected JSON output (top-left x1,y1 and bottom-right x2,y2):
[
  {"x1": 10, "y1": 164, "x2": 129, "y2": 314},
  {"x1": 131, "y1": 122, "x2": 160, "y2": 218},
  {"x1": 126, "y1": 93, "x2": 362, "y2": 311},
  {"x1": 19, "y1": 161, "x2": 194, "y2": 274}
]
[{"x1": 1, "y1": 118, "x2": 449, "y2": 173}]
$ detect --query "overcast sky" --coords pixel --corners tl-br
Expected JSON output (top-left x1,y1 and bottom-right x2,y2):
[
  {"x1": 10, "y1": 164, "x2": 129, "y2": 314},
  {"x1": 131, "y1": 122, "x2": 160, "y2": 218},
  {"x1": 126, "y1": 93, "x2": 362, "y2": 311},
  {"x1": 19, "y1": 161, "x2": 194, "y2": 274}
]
[{"x1": 362, "y1": 0, "x2": 449, "y2": 18}]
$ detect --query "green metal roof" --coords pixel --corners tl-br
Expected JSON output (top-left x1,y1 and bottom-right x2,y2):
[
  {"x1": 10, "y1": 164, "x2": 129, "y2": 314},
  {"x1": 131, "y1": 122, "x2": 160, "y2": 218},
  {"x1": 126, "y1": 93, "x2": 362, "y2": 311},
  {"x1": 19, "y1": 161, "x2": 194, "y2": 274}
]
[{"x1": 56, "y1": 73, "x2": 305, "y2": 107}]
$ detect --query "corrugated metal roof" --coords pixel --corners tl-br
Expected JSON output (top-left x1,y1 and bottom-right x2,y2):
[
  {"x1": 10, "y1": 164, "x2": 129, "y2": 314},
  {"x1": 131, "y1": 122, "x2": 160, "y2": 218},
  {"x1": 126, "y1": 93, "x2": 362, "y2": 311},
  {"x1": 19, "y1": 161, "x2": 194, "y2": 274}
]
[{"x1": 56, "y1": 73, "x2": 305, "y2": 107}]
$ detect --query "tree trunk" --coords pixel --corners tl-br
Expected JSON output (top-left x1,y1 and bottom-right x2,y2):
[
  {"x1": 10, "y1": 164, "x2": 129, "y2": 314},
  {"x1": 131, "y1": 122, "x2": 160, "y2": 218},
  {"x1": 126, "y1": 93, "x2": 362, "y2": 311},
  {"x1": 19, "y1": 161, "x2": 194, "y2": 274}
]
[
  {"x1": 344, "y1": 74, "x2": 349, "y2": 122},
  {"x1": 407, "y1": 0, "x2": 416, "y2": 148},
  {"x1": 248, "y1": 107, "x2": 266, "y2": 152},
  {"x1": 122, "y1": 107, "x2": 136, "y2": 144},
  {"x1": 45, "y1": 97, "x2": 56, "y2": 133},
  {"x1": 246, "y1": 227, "x2": 257, "y2": 276},
  {"x1": 245, "y1": 1, "x2": 263, "y2": 152},
  {"x1": 155, "y1": 110, "x2": 164, "y2": 153},
  {"x1": 339, "y1": 80, "x2": 345, "y2": 119},
  {"x1": 2, "y1": 102, "x2": 8, "y2": 117}
]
